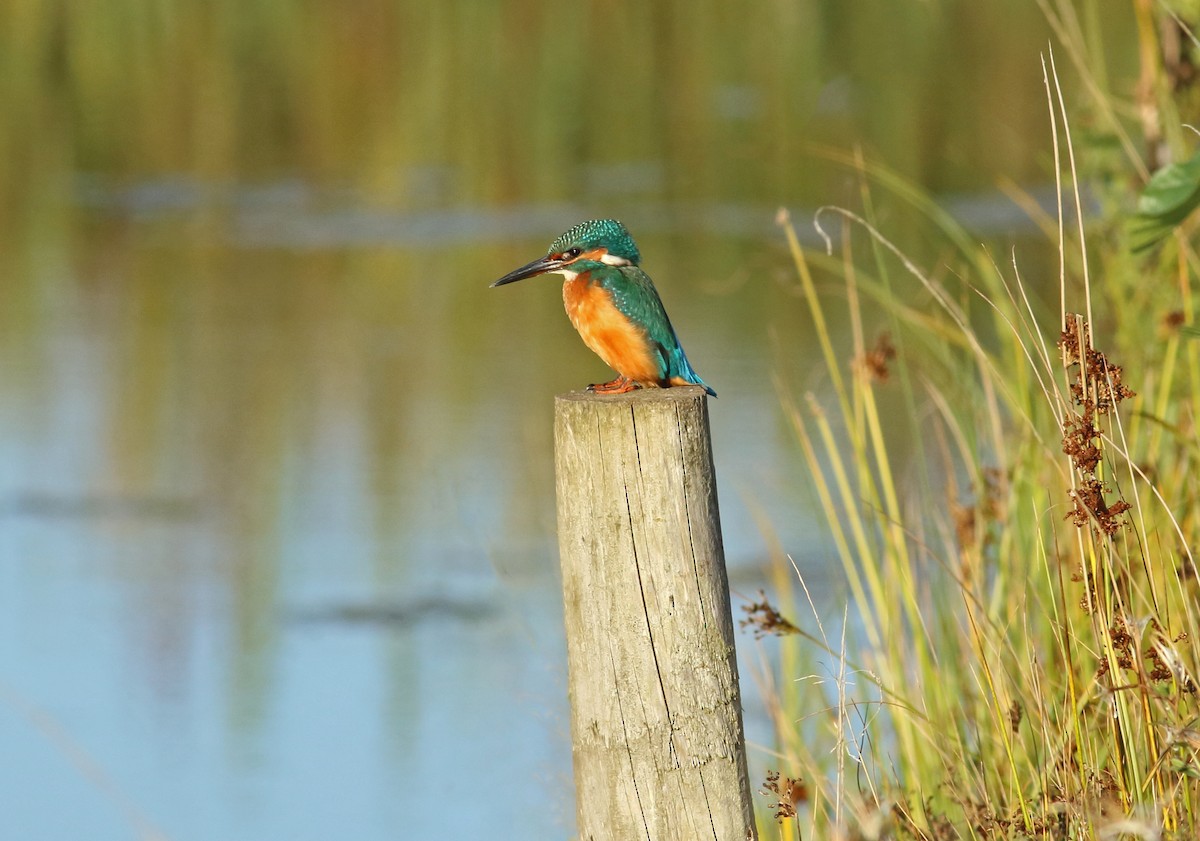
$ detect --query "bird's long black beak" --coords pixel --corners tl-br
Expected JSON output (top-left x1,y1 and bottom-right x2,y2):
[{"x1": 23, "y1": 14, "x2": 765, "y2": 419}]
[{"x1": 490, "y1": 255, "x2": 566, "y2": 287}]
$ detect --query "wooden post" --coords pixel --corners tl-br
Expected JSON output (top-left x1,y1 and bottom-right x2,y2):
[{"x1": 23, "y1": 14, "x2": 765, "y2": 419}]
[{"x1": 554, "y1": 387, "x2": 757, "y2": 841}]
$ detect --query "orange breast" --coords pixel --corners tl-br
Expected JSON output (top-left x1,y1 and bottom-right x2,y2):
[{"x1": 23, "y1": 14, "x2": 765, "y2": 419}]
[{"x1": 562, "y1": 274, "x2": 661, "y2": 384}]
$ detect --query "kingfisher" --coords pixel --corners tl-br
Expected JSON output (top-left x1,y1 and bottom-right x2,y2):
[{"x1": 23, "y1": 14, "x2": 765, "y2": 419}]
[{"x1": 491, "y1": 219, "x2": 716, "y2": 397}]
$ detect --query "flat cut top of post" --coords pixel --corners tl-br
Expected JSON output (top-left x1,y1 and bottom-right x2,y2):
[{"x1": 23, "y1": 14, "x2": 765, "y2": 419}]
[{"x1": 555, "y1": 385, "x2": 711, "y2": 404}]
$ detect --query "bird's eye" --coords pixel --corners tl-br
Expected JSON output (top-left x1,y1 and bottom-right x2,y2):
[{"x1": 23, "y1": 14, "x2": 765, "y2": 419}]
[{"x1": 562, "y1": 248, "x2": 582, "y2": 259}]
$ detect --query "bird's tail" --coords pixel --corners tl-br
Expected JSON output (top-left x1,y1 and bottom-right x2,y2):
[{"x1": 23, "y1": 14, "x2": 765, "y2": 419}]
[{"x1": 671, "y1": 345, "x2": 717, "y2": 398}]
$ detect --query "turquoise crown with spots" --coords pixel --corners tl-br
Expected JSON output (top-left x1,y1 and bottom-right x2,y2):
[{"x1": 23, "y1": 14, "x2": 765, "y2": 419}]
[{"x1": 548, "y1": 219, "x2": 641, "y2": 265}]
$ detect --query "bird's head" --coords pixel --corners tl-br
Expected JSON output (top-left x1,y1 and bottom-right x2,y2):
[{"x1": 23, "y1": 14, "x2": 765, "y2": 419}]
[{"x1": 491, "y1": 219, "x2": 641, "y2": 287}]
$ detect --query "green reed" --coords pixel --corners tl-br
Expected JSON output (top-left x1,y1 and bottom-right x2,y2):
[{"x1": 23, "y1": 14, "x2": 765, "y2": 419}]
[{"x1": 753, "y1": 4, "x2": 1200, "y2": 838}]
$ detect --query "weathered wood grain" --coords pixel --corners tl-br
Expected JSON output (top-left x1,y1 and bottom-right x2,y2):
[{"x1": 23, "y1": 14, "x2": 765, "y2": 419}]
[{"x1": 554, "y1": 386, "x2": 756, "y2": 841}]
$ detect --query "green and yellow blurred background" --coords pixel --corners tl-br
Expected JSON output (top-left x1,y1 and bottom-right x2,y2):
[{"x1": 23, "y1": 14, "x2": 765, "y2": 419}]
[{"x1": 0, "y1": 1, "x2": 1140, "y2": 838}]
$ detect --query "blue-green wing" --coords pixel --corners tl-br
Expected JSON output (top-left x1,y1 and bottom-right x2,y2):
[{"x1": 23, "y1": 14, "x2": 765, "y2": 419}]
[{"x1": 598, "y1": 267, "x2": 717, "y2": 396}]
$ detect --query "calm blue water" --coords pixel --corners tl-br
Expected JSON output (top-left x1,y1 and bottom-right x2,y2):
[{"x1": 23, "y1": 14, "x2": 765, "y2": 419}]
[{"x1": 0, "y1": 192, "x2": 838, "y2": 839}]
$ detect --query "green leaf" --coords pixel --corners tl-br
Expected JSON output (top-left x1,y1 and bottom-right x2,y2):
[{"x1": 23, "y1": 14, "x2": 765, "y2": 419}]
[
  {"x1": 1129, "y1": 151, "x2": 1200, "y2": 253},
  {"x1": 1170, "y1": 757, "x2": 1200, "y2": 780}
]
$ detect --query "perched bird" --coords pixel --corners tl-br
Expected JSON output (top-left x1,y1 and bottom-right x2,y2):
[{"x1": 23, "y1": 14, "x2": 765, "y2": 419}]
[{"x1": 491, "y1": 219, "x2": 716, "y2": 396}]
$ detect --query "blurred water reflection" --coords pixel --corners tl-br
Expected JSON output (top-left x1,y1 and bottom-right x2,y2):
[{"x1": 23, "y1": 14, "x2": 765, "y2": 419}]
[{"x1": 0, "y1": 1, "x2": 1134, "y2": 838}]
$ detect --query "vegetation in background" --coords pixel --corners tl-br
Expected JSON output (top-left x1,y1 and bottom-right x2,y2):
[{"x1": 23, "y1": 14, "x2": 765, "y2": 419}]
[
  {"x1": 0, "y1": 1, "x2": 1109, "y2": 217},
  {"x1": 748, "y1": 2, "x2": 1200, "y2": 838}
]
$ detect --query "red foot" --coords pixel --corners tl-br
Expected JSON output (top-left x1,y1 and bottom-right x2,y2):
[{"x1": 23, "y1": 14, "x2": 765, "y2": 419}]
[{"x1": 587, "y1": 375, "x2": 641, "y2": 395}]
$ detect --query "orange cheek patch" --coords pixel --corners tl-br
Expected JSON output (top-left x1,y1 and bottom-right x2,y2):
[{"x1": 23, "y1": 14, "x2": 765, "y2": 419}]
[{"x1": 563, "y1": 275, "x2": 661, "y2": 384}]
